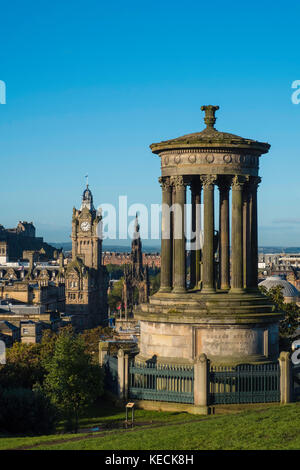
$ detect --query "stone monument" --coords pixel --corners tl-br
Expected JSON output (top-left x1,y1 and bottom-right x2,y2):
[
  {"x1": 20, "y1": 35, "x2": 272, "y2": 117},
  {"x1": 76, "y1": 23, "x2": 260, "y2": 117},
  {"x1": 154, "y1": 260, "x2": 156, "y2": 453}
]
[
  {"x1": 122, "y1": 214, "x2": 150, "y2": 319},
  {"x1": 135, "y1": 106, "x2": 282, "y2": 365}
]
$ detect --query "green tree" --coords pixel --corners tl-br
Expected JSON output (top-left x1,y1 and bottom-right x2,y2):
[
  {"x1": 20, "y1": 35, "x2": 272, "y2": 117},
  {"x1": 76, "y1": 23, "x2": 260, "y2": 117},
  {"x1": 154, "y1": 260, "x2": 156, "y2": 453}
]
[
  {"x1": 259, "y1": 285, "x2": 300, "y2": 346},
  {"x1": 39, "y1": 324, "x2": 75, "y2": 363},
  {"x1": 81, "y1": 326, "x2": 114, "y2": 361},
  {"x1": 0, "y1": 342, "x2": 44, "y2": 389},
  {"x1": 150, "y1": 271, "x2": 161, "y2": 295},
  {"x1": 0, "y1": 386, "x2": 57, "y2": 435},
  {"x1": 39, "y1": 329, "x2": 58, "y2": 363},
  {"x1": 0, "y1": 325, "x2": 75, "y2": 390},
  {"x1": 106, "y1": 264, "x2": 124, "y2": 280},
  {"x1": 108, "y1": 278, "x2": 124, "y2": 312},
  {"x1": 43, "y1": 329, "x2": 104, "y2": 433}
]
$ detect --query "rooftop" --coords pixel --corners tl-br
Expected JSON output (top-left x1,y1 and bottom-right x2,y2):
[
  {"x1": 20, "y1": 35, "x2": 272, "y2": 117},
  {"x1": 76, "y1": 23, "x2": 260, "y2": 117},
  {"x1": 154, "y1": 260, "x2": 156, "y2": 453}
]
[
  {"x1": 150, "y1": 106, "x2": 270, "y2": 154},
  {"x1": 259, "y1": 275, "x2": 300, "y2": 298}
]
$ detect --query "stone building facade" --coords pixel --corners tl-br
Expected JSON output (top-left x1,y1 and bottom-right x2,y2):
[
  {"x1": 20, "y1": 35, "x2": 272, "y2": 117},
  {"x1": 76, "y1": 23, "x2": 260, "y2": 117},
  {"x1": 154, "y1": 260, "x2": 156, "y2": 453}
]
[
  {"x1": 0, "y1": 320, "x2": 20, "y2": 346},
  {"x1": 0, "y1": 221, "x2": 58, "y2": 263},
  {"x1": 103, "y1": 251, "x2": 161, "y2": 269},
  {"x1": 65, "y1": 184, "x2": 109, "y2": 328},
  {"x1": 0, "y1": 252, "x2": 66, "y2": 311},
  {"x1": 0, "y1": 186, "x2": 109, "y2": 334},
  {"x1": 20, "y1": 320, "x2": 43, "y2": 344}
]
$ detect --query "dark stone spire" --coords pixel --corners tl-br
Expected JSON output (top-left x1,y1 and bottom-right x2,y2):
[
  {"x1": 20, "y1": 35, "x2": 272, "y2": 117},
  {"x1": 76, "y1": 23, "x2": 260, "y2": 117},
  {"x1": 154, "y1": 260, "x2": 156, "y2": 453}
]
[{"x1": 131, "y1": 213, "x2": 143, "y2": 276}]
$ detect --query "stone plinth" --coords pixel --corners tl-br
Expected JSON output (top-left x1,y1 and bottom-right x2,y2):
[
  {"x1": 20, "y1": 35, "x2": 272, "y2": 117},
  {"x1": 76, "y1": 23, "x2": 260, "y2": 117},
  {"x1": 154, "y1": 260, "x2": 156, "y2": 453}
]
[{"x1": 135, "y1": 291, "x2": 282, "y2": 365}]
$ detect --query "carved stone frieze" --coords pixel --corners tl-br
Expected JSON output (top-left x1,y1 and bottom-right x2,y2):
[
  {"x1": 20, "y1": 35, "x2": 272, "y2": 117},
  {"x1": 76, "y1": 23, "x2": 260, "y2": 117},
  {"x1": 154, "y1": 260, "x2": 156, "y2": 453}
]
[{"x1": 159, "y1": 151, "x2": 258, "y2": 170}]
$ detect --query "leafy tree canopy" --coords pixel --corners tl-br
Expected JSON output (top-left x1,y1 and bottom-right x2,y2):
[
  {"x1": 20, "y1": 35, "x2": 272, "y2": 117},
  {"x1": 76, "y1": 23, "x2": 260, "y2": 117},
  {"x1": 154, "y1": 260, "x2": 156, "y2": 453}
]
[
  {"x1": 108, "y1": 278, "x2": 124, "y2": 312},
  {"x1": 80, "y1": 326, "x2": 114, "y2": 360},
  {"x1": 259, "y1": 285, "x2": 300, "y2": 343},
  {"x1": 43, "y1": 329, "x2": 104, "y2": 433}
]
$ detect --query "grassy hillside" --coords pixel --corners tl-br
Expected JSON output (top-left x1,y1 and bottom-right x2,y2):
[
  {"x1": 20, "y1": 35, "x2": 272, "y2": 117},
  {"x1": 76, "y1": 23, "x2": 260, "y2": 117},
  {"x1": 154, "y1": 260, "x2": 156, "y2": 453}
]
[{"x1": 0, "y1": 401, "x2": 300, "y2": 450}]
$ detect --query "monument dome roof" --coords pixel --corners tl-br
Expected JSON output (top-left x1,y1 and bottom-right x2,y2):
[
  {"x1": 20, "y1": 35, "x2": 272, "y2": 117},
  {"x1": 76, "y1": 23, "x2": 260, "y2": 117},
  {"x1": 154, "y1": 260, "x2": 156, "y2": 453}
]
[
  {"x1": 150, "y1": 106, "x2": 270, "y2": 154},
  {"x1": 258, "y1": 275, "x2": 300, "y2": 298}
]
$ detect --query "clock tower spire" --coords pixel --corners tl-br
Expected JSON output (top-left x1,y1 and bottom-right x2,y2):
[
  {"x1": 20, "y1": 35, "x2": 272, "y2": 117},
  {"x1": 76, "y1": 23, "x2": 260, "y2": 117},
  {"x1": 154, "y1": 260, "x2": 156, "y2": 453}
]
[
  {"x1": 66, "y1": 182, "x2": 108, "y2": 329},
  {"x1": 71, "y1": 183, "x2": 101, "y2": 269},
  {"x1": 80, "y1": 179, "x2": 95, "y2": 212}
]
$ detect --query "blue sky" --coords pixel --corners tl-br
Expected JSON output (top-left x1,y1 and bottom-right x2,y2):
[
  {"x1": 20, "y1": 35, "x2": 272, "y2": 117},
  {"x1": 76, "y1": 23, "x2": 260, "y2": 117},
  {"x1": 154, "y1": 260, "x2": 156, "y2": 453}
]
[{"x1": 0, "y1": 0, "x2": 299, "y2": 246}]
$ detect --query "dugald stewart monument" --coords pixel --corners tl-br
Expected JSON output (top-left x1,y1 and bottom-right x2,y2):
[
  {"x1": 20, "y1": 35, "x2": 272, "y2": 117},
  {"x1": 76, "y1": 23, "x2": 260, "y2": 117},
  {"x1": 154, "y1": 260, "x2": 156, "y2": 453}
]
[{"x1": 135, "y1": 106, "x2": 282, "y2": 366}]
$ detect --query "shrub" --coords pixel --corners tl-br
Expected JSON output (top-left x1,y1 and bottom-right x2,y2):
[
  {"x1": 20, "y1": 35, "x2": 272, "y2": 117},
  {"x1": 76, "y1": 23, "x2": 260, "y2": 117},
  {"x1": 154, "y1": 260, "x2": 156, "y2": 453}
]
[{"x1": 0, "y1": 387, "x2": 57, "y2": 435}]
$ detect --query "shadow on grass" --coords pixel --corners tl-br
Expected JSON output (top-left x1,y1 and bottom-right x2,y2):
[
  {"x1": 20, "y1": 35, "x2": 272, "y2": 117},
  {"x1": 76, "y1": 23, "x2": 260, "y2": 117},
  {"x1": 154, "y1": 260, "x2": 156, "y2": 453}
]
[{"x1": 60, "y1": 397, "x2": 198, "y2": 434}]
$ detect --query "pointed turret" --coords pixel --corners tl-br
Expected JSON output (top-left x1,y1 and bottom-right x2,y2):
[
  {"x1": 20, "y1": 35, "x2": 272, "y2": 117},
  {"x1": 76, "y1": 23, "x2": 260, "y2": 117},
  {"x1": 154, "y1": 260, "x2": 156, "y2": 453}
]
[
  {"x1": 80, "y1": 183, "x2": 95, "y2": 212},
  {"x1": 131, "y1": 213, "x2": 143, "y2": 277}
]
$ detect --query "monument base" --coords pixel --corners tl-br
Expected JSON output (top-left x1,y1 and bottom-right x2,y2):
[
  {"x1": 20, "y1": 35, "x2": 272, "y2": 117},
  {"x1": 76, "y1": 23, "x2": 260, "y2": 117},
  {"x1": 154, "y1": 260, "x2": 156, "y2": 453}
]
[{"x1": 134, "y1": 290, "x2": 283, "y2": 366}]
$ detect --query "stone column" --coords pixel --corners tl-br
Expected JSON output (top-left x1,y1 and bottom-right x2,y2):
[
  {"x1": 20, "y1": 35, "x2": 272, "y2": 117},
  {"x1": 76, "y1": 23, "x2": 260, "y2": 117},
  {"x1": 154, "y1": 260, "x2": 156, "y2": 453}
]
[
  {"x1": 230, "y1": 175, "x2": 245, "y2": 293},
  {"x1": 195, "y1": 185, "x2": 202, "y2": 289},
  {"x1": 99, "y1": 341, "x2": 109, "y2": 366},
  {"x1": 172, "y1": 176, "x2": 187, "y2": 293},
  {"x1": 190, "y1": 181, "x2": 201, "y2": 289},
  {"x1": 190, "y1": 183, "x2": 196, "y2": 289},
  {"x1": 249, "y1": 177, "x2": 261, "y2": 289},
  {"x1": 243, "y1": 178, "x2": 252, "y2": 289},
  {"x1": 189, "y1": 182, "x2": 196, "y2": 289},
  {"x1": 200, "y1": 175, "x2": 217, "y2": 293},
  {"x1": 158, "y1": 177, "x2": 173, "y2": 292},
  {"x1": 172, "y1": 184, "x2": 175, "y2": 287},
  {"x1": 218, "y1": 178, "x2": 230, "y2": 290}
]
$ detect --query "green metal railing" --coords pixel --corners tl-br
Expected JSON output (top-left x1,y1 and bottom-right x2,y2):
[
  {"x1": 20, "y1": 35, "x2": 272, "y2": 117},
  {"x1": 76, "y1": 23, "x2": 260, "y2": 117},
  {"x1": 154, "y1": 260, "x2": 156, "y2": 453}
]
[
  {"x1": 209, "y1": 362, "x2": 280, "y2": 404},
  {"x1": 104, "y1": 356, "x2": 283, "y2": 405},
  {"x1": 129, "y1": 361, "x2": 194, "y2": 404}
]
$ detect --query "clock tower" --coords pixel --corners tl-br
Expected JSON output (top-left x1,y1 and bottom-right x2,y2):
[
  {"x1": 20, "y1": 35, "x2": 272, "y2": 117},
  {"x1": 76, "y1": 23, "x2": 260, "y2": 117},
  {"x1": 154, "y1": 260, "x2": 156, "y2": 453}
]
[
  {"x1": 71, "y1": 184, "x2": 102, "y2": 269},
  {"x1": 65, "y1": 184, "x2": 108, "y2": 329}
]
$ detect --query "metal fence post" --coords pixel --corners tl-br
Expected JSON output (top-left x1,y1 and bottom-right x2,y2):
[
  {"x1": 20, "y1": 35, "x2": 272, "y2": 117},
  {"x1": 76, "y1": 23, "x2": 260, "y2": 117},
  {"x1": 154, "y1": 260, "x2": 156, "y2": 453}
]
[
  {"x1": 279, "y1": 351, "x2": 291, "y2": 404},
  {"x1": 124, "y1": 353, "x2": 129, "y2": 400},
  {"x1": 193, "y1": 353, "x2": 209, "y2": 414}
]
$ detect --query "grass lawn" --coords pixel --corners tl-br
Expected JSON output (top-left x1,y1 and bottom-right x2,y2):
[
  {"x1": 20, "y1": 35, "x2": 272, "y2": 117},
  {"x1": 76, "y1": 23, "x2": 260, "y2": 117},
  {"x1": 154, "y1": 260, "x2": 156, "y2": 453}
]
[
  {"x1": 1, "y1": 401, "x2": 300, "y2": 450},
  {"x1": 0, "y1": 399, "x2": 201, "y2": 450}
]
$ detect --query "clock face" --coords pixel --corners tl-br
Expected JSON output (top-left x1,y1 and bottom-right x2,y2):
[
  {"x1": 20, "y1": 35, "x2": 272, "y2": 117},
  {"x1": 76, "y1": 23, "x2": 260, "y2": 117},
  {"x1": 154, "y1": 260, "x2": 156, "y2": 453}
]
[{"x1": 81, "y1": 221, "x2": 90, "y2": 232}]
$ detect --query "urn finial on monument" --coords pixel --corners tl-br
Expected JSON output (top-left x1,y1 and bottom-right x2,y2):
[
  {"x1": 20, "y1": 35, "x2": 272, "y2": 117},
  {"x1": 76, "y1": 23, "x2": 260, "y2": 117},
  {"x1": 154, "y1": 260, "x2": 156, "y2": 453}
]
[{"x1": 201, "y1": 105, "x2": 219, "y2": 129}]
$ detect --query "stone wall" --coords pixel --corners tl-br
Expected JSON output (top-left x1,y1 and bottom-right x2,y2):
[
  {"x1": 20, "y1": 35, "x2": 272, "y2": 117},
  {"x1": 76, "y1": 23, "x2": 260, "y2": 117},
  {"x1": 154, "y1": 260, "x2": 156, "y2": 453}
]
[
  {"x1": 138, "y1": 319, "x2": 279, "y2": 364},
  {"x1": 139, "y1": 321, "x2": 194, "y2": 362}
]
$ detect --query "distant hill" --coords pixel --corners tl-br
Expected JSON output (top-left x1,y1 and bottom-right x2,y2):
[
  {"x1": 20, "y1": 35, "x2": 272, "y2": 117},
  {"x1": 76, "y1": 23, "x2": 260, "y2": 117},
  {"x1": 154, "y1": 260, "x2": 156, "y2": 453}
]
[
  {"x1": 51, "y1": 242, "x2": 300, "y2": 255},
  {"x1": 258, "y1": 247, "x2": 300, "y2": 253}
]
